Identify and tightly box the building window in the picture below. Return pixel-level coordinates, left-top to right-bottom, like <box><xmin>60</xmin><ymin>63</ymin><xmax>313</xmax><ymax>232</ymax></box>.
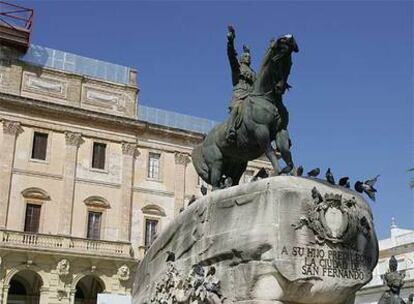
<box><xmin>145</xmin><ymin>219</ymin><xmax>158</xmax><ymax>247</ymax></box>
<box><xmin>148</xmin><ymin>153</ymin><xmax>161</xmax><ymax>179</ymax></box>
<box><xmin>24</xmin><ymin>204</ymin><xmax>41</xmax><ymax>233</ymax></box>
<box><xmin>92</xmin><ymin>142</ymin><xmax>106</xmax><ymax>170</ymax></box>
<box><xmin>31</xmin><ymin>132</ymin><xmax>48</xmax><ymax>160</ymax></box>
<box><xmin>87</xmin><ymin>211</ymin><xmax>102</xmax><ymax>240</ymax></box>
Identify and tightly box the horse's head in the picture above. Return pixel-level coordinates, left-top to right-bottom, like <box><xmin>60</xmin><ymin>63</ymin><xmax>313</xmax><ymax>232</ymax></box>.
<box><xmin>274</xmin><ymin>34</ymin><xmax>299</xmax><ymax>54</ymax></box>
<box><xmin>255</xmin><ymin>34</ymin><xmax>299</xmax><ymax>97</ymax></box>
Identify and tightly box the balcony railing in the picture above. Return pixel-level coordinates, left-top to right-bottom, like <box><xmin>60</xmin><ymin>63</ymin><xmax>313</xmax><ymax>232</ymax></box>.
<box><xmin>0</xmin><ymin>229</ymin><xmax>134</xmax><ymax>259</ymax></box>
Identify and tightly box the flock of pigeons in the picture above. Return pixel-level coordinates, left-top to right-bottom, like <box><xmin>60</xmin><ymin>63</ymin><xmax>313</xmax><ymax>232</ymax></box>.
<box><xmin>198</xmin><ymin>166</ymin><xmax>379</xmax><ymax>202</ymax></box>
<box><xmin>297</xmin><ymin>166</ymin><xmax>379</xmax><ymax>202</ymax></box>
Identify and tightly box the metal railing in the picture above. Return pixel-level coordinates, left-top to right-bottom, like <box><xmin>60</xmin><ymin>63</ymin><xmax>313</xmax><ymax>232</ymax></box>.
<box><xmin>0</xmin><ymin>229</ymin><xmax>134</xmax><ymax>259</ymax></box>
<box><xmin>0</xmin><ymin>1</ymin><xmax>34</xmax><ymax>31</ymax></box>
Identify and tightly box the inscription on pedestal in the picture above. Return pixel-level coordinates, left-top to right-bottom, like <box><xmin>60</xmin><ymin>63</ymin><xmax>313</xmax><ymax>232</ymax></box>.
<box><xmin>280</xmin><ymin>245</ymin><xmax>372</xmax><ymax>281</ymax></box>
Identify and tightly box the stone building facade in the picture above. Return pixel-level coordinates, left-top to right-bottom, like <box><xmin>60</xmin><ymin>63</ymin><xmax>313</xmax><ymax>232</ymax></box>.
<box><xmin>355</xmin><ymin>219</ymin><xmax>414</xmax><ymax>304</ymax></box>
<box><xmin>0</xmin><ymin>43</ymin><xmax>271</xmax><ymax>304</ymax></box>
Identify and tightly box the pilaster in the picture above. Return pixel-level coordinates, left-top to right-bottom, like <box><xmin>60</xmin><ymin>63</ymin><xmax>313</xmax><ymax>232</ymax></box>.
<box><xmin>0</xmin><ymin>120</ymin><xmax>23</xmax><ymax>228</ymax></box>
<box><xmin>39</xmin><ymin>286</ymin><xmax>49</xmax><ymax>304</ymax></box>
<box><xmin>1</xmin><ymin>285</ymin><xmax>9</xmax><ymax>304</ymax></box>
<box><xmin>119</xmin><ymin>142</ymin><xmax>138</xmax><ymax>241</ymax></box>
<box><xmin>59</xmin><ymin>132</ymin><xmax>83</xmax><ymax>235</ymax></box>
<box><xmin>174</xmin><ymin>152</ymin><xmax>190</xmax><ymax>215</ymax></box>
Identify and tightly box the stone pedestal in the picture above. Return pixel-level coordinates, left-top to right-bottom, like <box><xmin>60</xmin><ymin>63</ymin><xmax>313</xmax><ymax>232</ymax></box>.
<box><xmin>133</xmin><ymin>176</ymin><xmax>379</xmax><ymax>304</ymax></box>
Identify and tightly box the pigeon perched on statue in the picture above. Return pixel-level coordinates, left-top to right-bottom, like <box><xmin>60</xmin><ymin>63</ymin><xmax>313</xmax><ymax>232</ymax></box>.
<box><xmin>296</xmin><ymin>165</ymin><xmax>304</xmax><ymax>177</ymax></box>
<box><xmin>251</xmin><ymin>168</ymin><xmax>269</xmax><ymax>181</ymax></box>
<box><xmin>307</xmin><ymin>168</ymin><xmax>320</xmax><ymax>177</ymax></box>
<box><xmin>201</xmin><ymin>184</ymin><xmax>208</xmax><ymax>196</ymax></box>
<box><xmin>325</xmin><ymin>168</ymin><xmax>335</xmax><ymax>185</ymax></box>
<box><xmin>166</xmin><ymin>251</ymin><xmax>175</xmax><ymax>262</ymax></box>
<box><xmin>338</xmin><ymin>177</ymin><xmax>350</xmax><ymax>188</ymax></box>
<box><xmin>311</xmin><ymin>187</ymin><xmax>323</xmax><ymax>203</ymax></box>
<box><xmin>354</xmin><ymin>175</ymin><xmax>379</xmax><ymax>202</ymax></box>
<box><xmin>188</xmin><ymin>194</ymin><xmax>196</xmax><ymax>206</ymax></box>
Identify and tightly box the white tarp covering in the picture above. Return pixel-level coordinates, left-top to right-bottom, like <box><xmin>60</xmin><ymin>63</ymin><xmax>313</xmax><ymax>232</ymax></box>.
<box><xmin>97</xmin><ymin>294</ymin><xmax>131</xmax><ymax>304</ymax></box>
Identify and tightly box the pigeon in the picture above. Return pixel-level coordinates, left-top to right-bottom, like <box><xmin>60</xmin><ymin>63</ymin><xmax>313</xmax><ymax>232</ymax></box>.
<box><xmin>307</xmin><ymin>168</ymin><xmax>320</xmax><ymax>177</ymax></box>
<box><xmin>252</xmin><ymin>168</ymin><xmax>269</xmax><ymax>181</ymax></box>
<box><xmin>311</xmin><ymin>187</ymin><xmax>323</xmax><ymax>203</ymax></box>
<box><xmin>206</xmin><ymin>266</ymin><xmax>216</xmax><ymax>277</ymax></box>
<box><xmin>354</xmin><ymin>179</ymin><xmax>377</xmax><ymax>202</ymax></box>
<box><xmin>296</xmin><ymin>165</ymin><xmax>304</xmax><ymax>177</ymax></box>
<box><xmin>325</xmin><ymin>168</ymin><xmax>335</xmax><ymax>185</ymax></box>
<box><xmin>188</xmin><ymin>194</ymin><xmax>196</xmax><ymax>206</ymax></box>
<box><xmin>166</xmin><ymin>251</ymin><xmax>175</xmax><ymax>262</ymax></box>
<box><xmin>365</xmin><ymin>175</ymin><xmax>380</xmax><ymax>187</ymax></box>
<box><xmin>200</xmin><ymin>184</ymin><xmax>208</xmax><ymax>196</ymax></box>
<box><xmin>338</xmin><ymin>177</ymin><xmax>350</xmax><ymax>188</ymax></box>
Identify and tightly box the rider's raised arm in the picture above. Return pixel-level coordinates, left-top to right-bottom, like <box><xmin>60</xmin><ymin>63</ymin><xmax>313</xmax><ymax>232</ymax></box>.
<box><xmin>227</xmin><ymin>25</ymin><xmax>240</xmax><ymax>86</ymax></box>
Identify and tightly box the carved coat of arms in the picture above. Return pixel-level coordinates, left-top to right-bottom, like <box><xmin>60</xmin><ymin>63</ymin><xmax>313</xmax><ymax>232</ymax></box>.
<box><xmin>293</xmin><ymin>187</ymin><xmax>371</xmax><ymax>246</ymax></box>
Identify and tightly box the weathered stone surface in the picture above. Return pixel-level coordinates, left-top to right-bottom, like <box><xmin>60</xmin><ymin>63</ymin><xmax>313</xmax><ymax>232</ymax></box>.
<box><xmin>133</xmin><ymin>176</ymin><xmax>379</xmax><ymax>304</ymax></box>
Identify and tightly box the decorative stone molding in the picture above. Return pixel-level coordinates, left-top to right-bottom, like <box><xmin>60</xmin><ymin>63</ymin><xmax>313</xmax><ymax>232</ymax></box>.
<box><xmin>150</xmin><ymin>263</ymin><xmax>223</xmax><ymax>304</ymax></box>
<box><xmin>292</xmin><ymin>187</ymin><xmax>369</xmax><ymax>247</ymax></box>
<box><xmin>57</xmin><ymin>289</ymin><xmax>67</xmax><ymax>301</ymax></box>
<box><xmin>122</xmin><ymin>142</ymin><xmax>139</xmax><ymax>157</ymax></box>
<box><xmin>56</xmin><ymin>259</ymin><xmax>70</xmax><ymax>277</ymax></box>
<box><xmin>141</xmin><ymin>204</ymin><xmax>166</xmax><ymax>217</ymax></box>
<box><xmin>22</xmin><ymin>72</ymin><xmax>68</xmax><ymax>99</ymax></box>
<box><xmin>117</xmin><ymin>265</ymin><xmax>130</xmax><ymax>282</ymax></box>
<box><xmin>84</xmin><ymin>196</ymin><xmax>111</xmax><ymax>209</ymax></box>
<box><xmin>65</xmin><ymin>132</ymin><xmax>84</xmax><ymax>147</ymax></box>
<box><xmin>82</xmin><ymin>84</ymin><xmax>131</xmax><ymax>113</ymax></box>
<box><xmin>2</xmin><ymin>120</ymin><xmax>23</xmax><ymax>135</ymax></box>
<box><xmin>21</xmin><ymin>187</ymin><xmax>51</xmax><ymax>201</ymax></box>
<box><xmin>175</xmin><ymin>152</ymin><xmax>190</xmax><ymax>165</ymax></box>
<box><xmin>26</xmin><ymin>259</ymin><xmax>33</xmax><ymax>268</ymax></box>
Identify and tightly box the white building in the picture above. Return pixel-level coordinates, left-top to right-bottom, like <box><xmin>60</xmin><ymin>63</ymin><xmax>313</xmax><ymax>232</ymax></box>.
<box><xmin>356</xmin><ymin>218</ymin><xmax>414</xmax><ymax>303</ymax></box>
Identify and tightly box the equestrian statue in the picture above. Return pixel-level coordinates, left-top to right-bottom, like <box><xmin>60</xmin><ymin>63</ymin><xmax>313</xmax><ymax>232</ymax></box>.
<box><xmin>192</xmin><ymin>26</ymin><xmax>299</xmax><ymax>189</ymax></box>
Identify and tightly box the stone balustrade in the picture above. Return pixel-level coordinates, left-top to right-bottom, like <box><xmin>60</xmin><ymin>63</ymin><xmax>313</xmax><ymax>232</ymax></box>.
<box><xmin>0</xmin><ymin>229</ymin><xmax>133</xmax><ymax>259</ymax></box>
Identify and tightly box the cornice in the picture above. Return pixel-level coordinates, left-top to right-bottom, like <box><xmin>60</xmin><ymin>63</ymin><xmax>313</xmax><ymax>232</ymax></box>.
<box><xmin>0</xmin><ymin>92</ymin><xmax>205</xmax><ymax>143</ymax></box>
<box><xmin>133</xmin><ymin>186</ymin><xmax>174</xmax><ymax>197</ymax></box>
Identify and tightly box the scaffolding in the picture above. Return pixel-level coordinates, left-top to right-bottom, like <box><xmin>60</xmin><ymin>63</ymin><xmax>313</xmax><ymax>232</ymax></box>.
<box><xmin>0</xmin><ymin>1</ymin><xmax>34</xmax><ymax>52</ymax></box>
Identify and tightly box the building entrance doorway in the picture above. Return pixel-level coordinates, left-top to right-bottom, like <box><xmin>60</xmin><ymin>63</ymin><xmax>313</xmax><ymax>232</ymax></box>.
<box><xmin>74</xmin><ymin>275</ymin><xmax>104</xmax><ymax>304</ymax></box>
<box><xmin>7</xmin><ymin>270</ymin><xmax>42</xmax><ymax>304</ymax></box>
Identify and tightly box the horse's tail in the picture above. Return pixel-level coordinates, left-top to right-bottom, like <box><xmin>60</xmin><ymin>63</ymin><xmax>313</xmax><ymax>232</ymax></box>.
<box><xmin>191</xmin><ymin>144</ymin><xmax>210</xmax><ymax>184</ymax></box>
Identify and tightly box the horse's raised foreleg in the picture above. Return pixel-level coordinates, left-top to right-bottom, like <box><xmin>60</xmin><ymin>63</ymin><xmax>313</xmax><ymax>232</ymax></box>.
<box><xmin>254</xmin><ymin>125</ymin><xmax>280</xmax><ymax>175</ymax></box>
<box><xmin>275</xmin><ymin>129</ymin><xmax>294</xmax><ymax>174</ymax></box>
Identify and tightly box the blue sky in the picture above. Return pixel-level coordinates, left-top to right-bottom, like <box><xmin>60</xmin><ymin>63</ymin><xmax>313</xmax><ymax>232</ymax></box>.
<box><xmin>15</xmin><ymin>1</ymin><xmax>413</xmax><ymax>238</ymax></box>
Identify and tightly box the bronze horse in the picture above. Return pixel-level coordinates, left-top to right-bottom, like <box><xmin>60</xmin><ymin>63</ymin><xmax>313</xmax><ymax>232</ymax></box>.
<box><xmin>192</xmin><ymin>35</ymin><xmax>299</xmax><ymax>189</ymax></box>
